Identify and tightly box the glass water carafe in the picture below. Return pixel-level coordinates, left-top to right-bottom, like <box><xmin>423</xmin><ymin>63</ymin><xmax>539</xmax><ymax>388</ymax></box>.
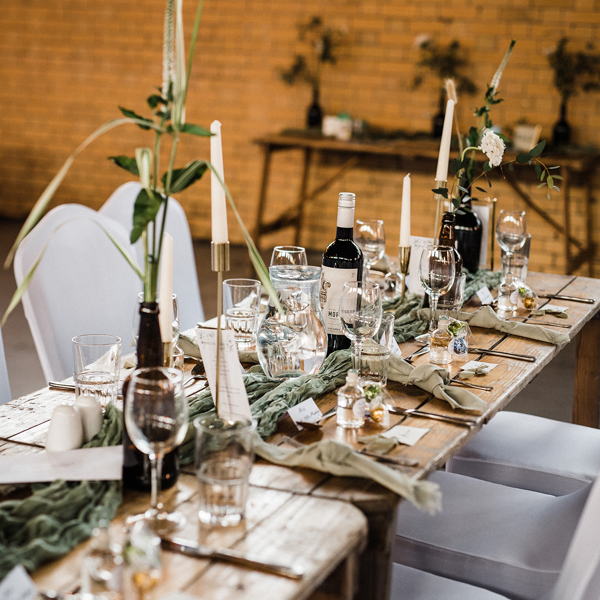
<box><xmin>257</xmin><ymin>265</ymin><xmax>327</xmax><ymax>379</ymax></box>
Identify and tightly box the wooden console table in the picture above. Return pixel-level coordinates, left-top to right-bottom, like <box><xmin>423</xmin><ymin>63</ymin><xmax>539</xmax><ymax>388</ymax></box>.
<box><xmin>252</xmin><ymin>133</ymin><xmax>600</xmax><ymax>275</ymax></box>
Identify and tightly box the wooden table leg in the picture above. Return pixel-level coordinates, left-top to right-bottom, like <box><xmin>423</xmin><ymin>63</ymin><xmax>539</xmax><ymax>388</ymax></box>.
<box><xmin>573</xmin><ymin>313</ymin><xmax>600</xmax><ymax>427</ymax></box>
<box><xmin>294</xmin><ymin>148</ymin><xmax>313</xmax><ymax>247</ymax></box>
<box><xmin>563</xmin><ymin>168</ymin><xmax>572</xmax><ymax>273</ymax></box>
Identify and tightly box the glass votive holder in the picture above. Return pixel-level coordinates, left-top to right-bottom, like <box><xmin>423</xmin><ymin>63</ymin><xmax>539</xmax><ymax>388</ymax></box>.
<box><xmin>355</xmin><ymin>312</ymin><xmax>395</xmax><ymax>387</ymax></box>
<box><xmin>194</xmin><ymin>415</ymin><xmax>255</xmax><ymax>527</ymax></box>
<box><xmin>437</xmin><ymin>273</ymin><xmax>467</xmax><ymax>321</ymax></box>
<box><xmin>223</xmin><ymin>279</ymin><xmax>262</xmax><ymax>350</ymax></box>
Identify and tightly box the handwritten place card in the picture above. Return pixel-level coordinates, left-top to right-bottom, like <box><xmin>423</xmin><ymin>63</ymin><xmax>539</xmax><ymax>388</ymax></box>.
<box><xmin>287</xmin><ymin>398</ymin><xmax>322</xmax><ymax>429</ymax></box>
<box><xmin>544</xmin><ymin>304</ymin><xmax>569</xmax><ymax>313</ymax></box>
<box><xmin>196</xmin><ymin>329</ymin><xmax>252</xmax><ymax>421</ymax></box>
<box><xmin>476</xmin><ymin>286</ymin><xmax>495</xmax><ymax>305</ymax></box>
<box><xmin>0</xmin><ymin>565</ymin><xmax>37</xmax><ymax>600</ymax></box>
<box><xmin>408</xmin><ymin>236</ymin><xmax>435</xmax><ymax>296</ymax></box>
<box><xmin>461</xmin><ymin>361</ymin><xmax>497</xmax><ymax>372</ymax></box>
<box><xmin>382</xmin><ymin>425</ymin><xmax>429</xmax><ymax>446</ymax></box>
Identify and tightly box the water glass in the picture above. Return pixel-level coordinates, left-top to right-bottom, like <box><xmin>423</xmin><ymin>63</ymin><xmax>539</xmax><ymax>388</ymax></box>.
<box><xmin>437</xmin><ymin>273</ymin><xmax>467</xmax><ymax>320</ymax></box>
<box><xmin>356</xmin><ymin>312</ymin><xmax>395</xmax><ymax>386</ymax></box>
<box><xmin>418</xmin><ymin>245</ymin><xmax>456</xmax><ymax>332</ymax></box>
<box><xmin>355</xmin><ymin>219</ymin><xmax>386</xmax><ymax>280</ymax></box>
<box><xmin>496</xmin><ymin>210</ymin><xmax>527</xmax><ymax>279</ymax></box>
<box><xmin>502</xmin><ymin>233</ymin><xmax>531</xmax><ymax>283</ymax></box>
<box><xmin>223</xmin><ymin>279</ymin><xmax>262</xmax><ymax>350</ymax></box>
<box><xmin>72</xmin><ymin>334</ymin><xmax>122</xmax><ymax>408</ymax></box>
<box><xmin>270</xmin><ymin>246</ymin><xmax>308</xmax><ymax>267</ymax></box>
<box><xmin>194</xmin><ymin>415</ymin><xmax>255</xmax><ymax>527</ymax></box>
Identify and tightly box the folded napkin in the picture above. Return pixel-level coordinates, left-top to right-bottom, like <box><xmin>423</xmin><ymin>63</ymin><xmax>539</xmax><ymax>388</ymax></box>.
<box><xmin>179</xmin><ymin>331</ymin><xmax>259</xmax><ymax>363</ymax></box>
<box><xmin>253</xmin><ymin>434</ymin><xmax>441</xmax><ymax>514</ymax></box>
<box><xmin>458</xmin><ymin>365</ymin><xmax>492</xmax><ymax>379</ymax></box>
<box><xmin>388</xmin><ymin>354</ymin><xmax>487</xmax><ymax>413</ymax></box>
<box><xmin>358</xmin><ymin>434</ymin><xmax>398</xmax><ymax>453</ymax></box>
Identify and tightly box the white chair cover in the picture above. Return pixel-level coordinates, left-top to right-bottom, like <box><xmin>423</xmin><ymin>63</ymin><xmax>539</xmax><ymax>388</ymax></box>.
<box><xmin>99</xmin><ymin>182</ymin><xmax>205</xmax><ymax>330</ymax></box>
<box><xmin>14</xmin><ymin>204</ymin><xmax>142</xmax><ymax>382</ymax></box>
<box><xmin>0</xmin><ymin>327</ymin><xmax>12</xmax><ymax>404</ymax></box>
<box><xmin>447</xmin><ymin>411</ymin><xmax>600</xmax><ymax>495</ymax></box>
<box><xmin>394</xmin><ymin>471</ymin><xmax>591</xmax><ymax>600</ymax></box>
<box><xmin>392</xmin><ymin>476</ymin><xmax>600</xmax><ymax>600</ymax></box>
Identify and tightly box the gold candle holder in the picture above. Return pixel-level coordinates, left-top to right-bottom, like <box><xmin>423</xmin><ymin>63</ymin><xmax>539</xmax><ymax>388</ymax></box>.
<box><xmin>211</xmin><ymin>241</ymin><xmax>231</xmax><ymax>416</ymax></box>
<box><xmin>398</xmin><ymin>246</ymin><xmax>411</xmax><ymax>302</ymax></box>
<box><xmin>163</xmin><ymin>341</ymin><xmax>174</xmax><ymax>367</ymax></box>
<box><xmin>433</xmin><ymin>179</ymin><xmax>448</xmax><ymax>240</ymax></box>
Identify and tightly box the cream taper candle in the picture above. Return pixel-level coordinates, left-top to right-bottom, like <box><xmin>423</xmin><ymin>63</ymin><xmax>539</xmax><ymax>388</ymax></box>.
<box><xmin>158</xmin><ymin>233</ymin><xmax>174</xmax><ymax>343</ymax></box>
<box><xmin>210</xmin><ymin>120</ymin><xmax>229</xmax><ymax>243</ymax></box>
<box><xmin>399</xmin><ymin>173</ymin><xmax>411</xmax><ymax>247</ymax></box>
<box><xmin>435</xmin><ymin>99</ymin><xmax>455</xmax><ymax>182</ymax></box>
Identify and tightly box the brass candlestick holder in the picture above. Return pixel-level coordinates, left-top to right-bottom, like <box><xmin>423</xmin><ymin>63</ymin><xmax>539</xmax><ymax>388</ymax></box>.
<box><xmin>433</xmin><ymin>179</ymin><xmax>448</xmax><ymax>240</ymax></box>
<box><xmin>398</xmin><ymin>246</ymin><xmax>411</xmax><ymax>302</ymax></box>
<box><xmin>211</xmin><ymin>241</ymin><xmax>231</xmax><ymax>416</ymax></box>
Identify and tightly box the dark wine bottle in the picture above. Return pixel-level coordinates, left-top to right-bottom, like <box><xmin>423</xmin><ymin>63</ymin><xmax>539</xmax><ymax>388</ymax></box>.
<box><xmin>321</xmin><ymin>192</ymin><xmax>364</xmax><ymax>355</ymax></box>
<box><xmin>454</xmin><ymin>200</ymin><xmax>482</xmax><ymax>273</ymax></box>
<box><xmin>122</xmin><ymin>301</ymin><xmax>179</xmax><ymax>491</ymax></box>
<box><xmin>439</xmin><ymin>211</ymin><xmax>463</xmax><ymax>275</ymax></box>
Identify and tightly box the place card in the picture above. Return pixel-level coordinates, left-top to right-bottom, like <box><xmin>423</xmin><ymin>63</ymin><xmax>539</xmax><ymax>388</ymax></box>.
<box><xmin>0</xmin><ymin>565</ymin><xmax>37</xmax><ymax>600</ymax></box>
<box><xmin>476</xmin><ymin>286</ymin><xmax>495</xmax><ymax>305</ymax></box>
<box><xmin>0</xmin><ymin>446</ymin><xmax>123</xmax><ymax>485</ymax></box>
<box><xmin>461</xmin><ymin>361</ymin><xmax>497</xmax><ymax>372</ymax></box>
<box><xmin>287</xmin><ymin>398</ymin><xmax>322</xmax><ymax>429</ymax></box>
<box><xmin>408</xmin><ymin>236</ymin><xmax>435</xmax><ymax>296</ymax></box>
<box><xmin>196</xmin><ymin>329</ymin><xmax>252</xmax><ymax>421</ymax></box>
<box><xmin>391</xmin><ymin>337</ymin><xmax>403</xmax><ymax>358</ymax></box>
<box><xmin>382</xmin><ymin>424</ymin><xmax>429</xmax><ymax>446</ymax></box>
<box><xmin>544</xmin><ymin>304</ymin><xmax>569</xmax><ymax>313</ymax></box>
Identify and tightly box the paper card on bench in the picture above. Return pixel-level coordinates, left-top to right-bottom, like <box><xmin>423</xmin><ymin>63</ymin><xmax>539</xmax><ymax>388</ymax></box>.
<box><xmin>0</xmin><ymin>446</ymin><xmax>122</xmax><ymax>485</ymax></box>
<box><xmin>408</xmin><ymin>236</ymin><xmax>435</xmax><ymax>296</ymax></box>
<box><xmin>196</xmin><ymin>328</ymin><xmax>252</xmax><ymax>421</ymax></box>
<box><xmin>0</xmin><ymin>565</ymin><xmax>37</xmax><ymax>600</ymax></box>
<box><xmin>287</xmin><ymin>398</ymin><xmax>322</xmax><ymax>428</ymax></box>
<box><xmin>476</xmin><ymin>286</ymin><xmax>494</xmax><ymax>305</ymax></box>
<box><xmin>383</xmin><ymin>425</ymin><xmax>429</xmax><ymax>446</ymax></box>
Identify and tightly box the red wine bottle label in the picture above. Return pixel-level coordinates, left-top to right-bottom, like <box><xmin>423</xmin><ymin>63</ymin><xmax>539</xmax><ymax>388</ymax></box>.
<box><xmin>320</xmin><ymin>265</ymin><xmax>358</xmax><ymax>335</ymax></box>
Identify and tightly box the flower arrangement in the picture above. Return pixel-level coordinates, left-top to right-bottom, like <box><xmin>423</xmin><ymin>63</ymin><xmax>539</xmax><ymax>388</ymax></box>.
<box><xmin>434</xmin><ymin>41</ymin><xmax>561</xmax><ymax>213</ymax></box>
<box><xmin>4</xmin><ymin>0</ymin><xmax>278</xmax><ymax>323</ymax></box>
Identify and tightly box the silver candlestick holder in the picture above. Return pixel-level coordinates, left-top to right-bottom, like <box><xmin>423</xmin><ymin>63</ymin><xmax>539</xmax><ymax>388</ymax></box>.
<box><xmin>398</xmin><ymin>246</ymin><xmax>411</xmax><ymax>302</ymax></box>
<box><xmin>211</xmin><ymin>241</ymin><xmax>230</xmax><ymax>416</ymax></box>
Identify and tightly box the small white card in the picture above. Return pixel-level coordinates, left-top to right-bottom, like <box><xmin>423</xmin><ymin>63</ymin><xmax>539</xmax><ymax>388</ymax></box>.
<box><xmin>544</xmin><ymin>304</ymin><xmax>569</xmax><ymax>313</ymax></box>
<box><xmin>196</xmin><ymin>329</ymin><xmax>252</xmax><ymax>422</ymax></box>
<box><xmin>476</xmin><ymin>286</ymin><xmax>495</xmax><ymax>305</ymax></box>
<box><xmin>0</xmin><ymin>565</ymin><xmax>38</xmax><ymax>600</ymax></box>
<box><xmin>383</xmin><ymin>425</ymin><xmax>429</xmax><ymax>446</ymax></box>
<box><xmin>408</xmin><ymin>236</ymin><xmax>435</xmax><ymax>296</ymax></box>
<box><xmin>461</xmin><ymin>361</ymin><xmax>497</xmax><ymax>372</ymax></box>
<box><xmin>287</xmin><ymin>398</ymin><xmax>322</xmax><ymax>429</ymax></box>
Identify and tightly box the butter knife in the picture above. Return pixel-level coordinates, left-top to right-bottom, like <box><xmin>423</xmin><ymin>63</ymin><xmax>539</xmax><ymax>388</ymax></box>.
<box><xmin>388</xmin><ymin>406</ymin><xmax>478</xmax><ymax>427</ymax></box>
<box><xmin>538</xmin><ymin>294</ymin><xmax>595</xmax><ymax>304</ymax></box>
<box><xmin>468</xmin><ymin>348</ymin><xmax>536</xmax><ymax>362</ymax></box>
<box><xmin>161</xmin><ymin>537</ymin><xmax>305</xmax><ymax>579</ymax></box>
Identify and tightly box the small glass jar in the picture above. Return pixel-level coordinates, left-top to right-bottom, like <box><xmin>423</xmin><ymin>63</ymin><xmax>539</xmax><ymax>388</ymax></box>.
<box><xmin>448</xmin><ymin>319</ymin><xmax>468</xmax><ymax>362</ymax></box>
<box><xmin>497</xmin><ymin>272</ymin><xmax>518</xmax><ymax>316</ymax></box>
<box><xmin>364</xmin><ymin>383</ymin><xmax>390</xmax><ymax>427</ymax></box>
<box><xmin>384</xmin><ymin>262</ymin><xmax>403</xmax><ymax>300</ymax></box>
<box><xmin>337</xmin><ymin>370</ymin><xmax>366</xmax><ymax>429</ymax></box>
<box><xmin>430</xmin><ymin>319</ymin><xmax>453</xmax><ymax>365</ymax></box>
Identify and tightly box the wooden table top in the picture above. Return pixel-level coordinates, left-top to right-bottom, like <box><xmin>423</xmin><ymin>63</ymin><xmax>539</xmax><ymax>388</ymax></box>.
<box><xmin>1</xmin><ymin>270</ymin><xmax>599</xmax><ymax>599</ymax></box>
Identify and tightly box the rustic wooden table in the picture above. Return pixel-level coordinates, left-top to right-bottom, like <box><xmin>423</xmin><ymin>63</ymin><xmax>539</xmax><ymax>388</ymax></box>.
<box><xmin>0</xmin><ymin>271</ymin><xmax>598</xmax><ymax>600</ymax></box>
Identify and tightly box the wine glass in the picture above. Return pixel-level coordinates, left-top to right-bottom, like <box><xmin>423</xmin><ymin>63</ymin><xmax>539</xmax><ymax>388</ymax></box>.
<box><xmin>496</xmin><ymin>210</ymin><xmax>527</xmax><ymax>278</ymax></box>
<box><xmin>270</xmin><ymin>246</ymin><xmax>308</xmax><ymax>267</ymax></box>
<box><xmin>355</xmin><ymin>219</ymin><xmax>386</xmax><ymax>281</ymax></box>
<box><xmin>124</xmin><ymin>367</ymin><xmax>188</xmax><ymax>535</ymax></box>
<box><xmin>133</xmin><ymin>292</ymin><xmax>180</xmax><ymax>348</ymax></box>
<box><xmin>419</xmin><ymin>246</ymin><xmax>456</xmax><ymax>332</ymax></box>
<box><xmin>339</xmin><ymin>281</ymin><xmax>382</xmax><ymax>371</ymax></box>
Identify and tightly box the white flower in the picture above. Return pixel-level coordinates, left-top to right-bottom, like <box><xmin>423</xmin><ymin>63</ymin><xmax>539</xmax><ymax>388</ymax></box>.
<box><xmin>479</xmin><ymin>129</ymin><xmax>506</xmax><ymax>167</ymax></box>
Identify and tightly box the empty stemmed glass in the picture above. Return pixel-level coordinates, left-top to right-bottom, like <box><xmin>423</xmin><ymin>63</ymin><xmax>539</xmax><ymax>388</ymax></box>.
<box><xmin>339</xmin><ymin>281</ymin><xmax>382</xmax><ymax>371</ymax></box>
<box><xmin>496</xmin><ymin>210</ymin><xmax>527</xmax><ymax>279</ymax></box>
<box><xmin>270</xmin><ymin>246</ymin><xmax>308</xmax><ymax>267</ymax></box>
<box><xmin>125</xmin><ymin>367</ymin><xmax>188</xmax><ymax>535</ymax></box>
<box><xmin>355</xmin><ymin>219</ymin><xmax>386</xmax><ymax>281</ymax></box>
<box><xmin>419</xmin><ymin>246</ymin><xmax>456</xmax><ymax>332</ymax></box>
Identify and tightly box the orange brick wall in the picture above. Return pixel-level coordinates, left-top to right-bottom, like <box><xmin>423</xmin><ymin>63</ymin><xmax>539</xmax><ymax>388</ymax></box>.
<box><xmin>1</xmin><ymin>0</ymin><xmax>599</xmax><ymax>276</ymax></box>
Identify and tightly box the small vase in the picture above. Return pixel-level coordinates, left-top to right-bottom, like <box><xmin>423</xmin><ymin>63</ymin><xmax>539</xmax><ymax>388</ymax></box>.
<box><xmin>307</xmin><ymin>87</ymin><xmax>323</xmax><ymax>130</ymax></box>
<box><xmin>122</xmin><ymin>301</ymin><xmax>179</xmax><ymax>491</ymax></box>
<box><xmin>552</xmin><ymin>100</ymin><xmax>571</xmax><ymax>147</ymax></box>
<box><xmin>432</xmin><ymin>91</ymin><xmax>445</xmax><ymax>138</ymax></box>
<box><xmin>454</xmin><ymin>202</ymin><xmax>482</xmax><ymax>274</ymax></box>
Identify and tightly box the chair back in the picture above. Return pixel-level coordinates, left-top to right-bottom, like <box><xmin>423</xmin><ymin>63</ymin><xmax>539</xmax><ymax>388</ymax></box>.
<box><xmin>14</xmin><ymin>204</ymin><xmax>142</xmax><ymax>382</ymax></box>
<box><xmin>99</xmin><ymin>182</ymin><xmax>205</xmax><ymax>329</ymax></box>
<box><xmin>0</xmin><ymin>326</ymin><xmax>12</xmax><ymax>404</ymax></box>
<box><xmin>549</xmin><ymin>476</ymin><xmax>600</xmax><ymax>600</ymax></box>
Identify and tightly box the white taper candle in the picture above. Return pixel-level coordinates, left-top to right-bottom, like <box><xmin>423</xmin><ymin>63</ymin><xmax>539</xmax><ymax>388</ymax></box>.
<box><xmin>210</xmin><ymin>120</ymin><xmax>229</xmax><ymax>244</ymax></box>
<box><xmin>399</xmin><ymin>174</ymin><xmax>411</xmax><ymax>247</ymax></box>
<box><xmin>158</xmin><ymin>233</ymin><xmax>174</xmax><ymax>343</ymax></box>
<box><xmin>435</xmin><ymin>99</ymin><xmax>455</xmax><ymax>182</ymax></box>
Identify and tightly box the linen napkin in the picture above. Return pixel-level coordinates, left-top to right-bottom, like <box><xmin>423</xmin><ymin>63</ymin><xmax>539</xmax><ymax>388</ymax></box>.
<box><xmin>253</xmin><ymin>434</ymin><xmax>441</xmax><ymax>514</ymax></box>
<box><xmin>387</xmin><ymin>354</ymin><xmax>487</xmax><ymax>412</ymax></box>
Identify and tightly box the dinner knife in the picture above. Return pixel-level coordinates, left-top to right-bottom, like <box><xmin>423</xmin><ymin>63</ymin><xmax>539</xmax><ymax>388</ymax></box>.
<box><xmin>468</xmin><ymin>348</ymin><xmax>536</xmax><ymax>362</ymax></box>
<box><xmin>160</xmin><ymin>537</ymin><xmax>305</xmax><ymax>579</ymax></box>
<box><xmin>538</xmin><ymin>294</ymin><xmax>596</xmax><ymax>304</ymax></box>
<box><xmin>388</xmin><ymin>406</ymin><xmax>478</xmax><ymax>427</ymax></box>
